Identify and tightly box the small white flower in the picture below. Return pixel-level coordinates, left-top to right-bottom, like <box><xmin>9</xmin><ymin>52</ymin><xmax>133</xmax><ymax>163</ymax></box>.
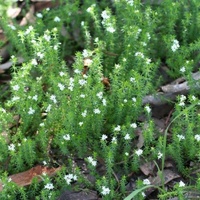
<box><xmin>79</xmin><ymin>79</ymin><xmax>87</xmax><ymax>86</ymax></box>
<box><xmin>135</xmin><ymin>149</ymin><xmax>143</xmax><ymax>156</ymax></box>
<box><xmin>40</xmin><ymin>123</ymin><xmax>45</xmax><ymax>127</ymax></box>
<box><xmin>31</xmin><ymin>59</ymin><xmax>38</xmax><ymax>66</ymax></box>
<box><xmin>12</xmin><ymin>96</ymin><xmax>20</xmax><ymax>101</ymax></box>
<box><xmin>94</xmin><ymin>108</ymin><xmax>101</xmax><ymax>114</ymax></box>
<box><xmin>87</xmin><ymin>156</ymin><xmax>97</xmax><ymax>166</ymax></box>
<box><xmin>179</xmin><ymin>180</ymin><xmax>185</xmax><ymax>187</ymax></box>
<box><xmin>13</xmin><ymin>85</ymin><xmax>20</xmax><ymax>91</ymax></box>
<box><xmin>124</xmin><ymin>133</ymin><xmax>131</xmax><ymax>140</ymax></box>
<box><xmin>28</xmin><ymin>107</ymin><xmax>35</xmax><ymax>115</ymax></box>
<box><xmin>36</xmin><ymin>13</ymin><xmax>43</xmax><ymax>18</ymax></box>
<box><xmin>50</xmin><ymin>95</ymin><xmax>57</xmax><ymax>104</ymax></box>
<box><xmin>81</xmin><ymin>110</ymin><xmax>87</xmax><ymax>117</ymax></box>
<box><xmin>157</xmin><ymin>152</ymin><xmax>163</xmax><ymax>159</ymax></box>
<box><xmin>146</xmin><ymin>58</ymin><xmax>151</xmax><ymax>64</ymax></box>
<box><xmin>32</xmin><ymin>95</ymin><xmax>38</xmax><ymax>101</ymax></box>
<box><xmin>101</xmin><ymin>10</ymin><xmax>110</xmax><ymax>19</ymax></box>
<box><xmin>59</xmin><ymin>71</ymin><xmax>65</xmax><ymax>76</ymax></box>
<box><xmin>130</xmin><ymin>77</ymin><xmax>135</xmax><ymax>82</ymax></box>
<box><xmin>130</xmin><ymin>123</ymin><xmax>137</xmax><ymax>128</ymax></box>
<box><xmin>179</xmin><ymin>102</ymin><xmax>185</xmax><ymax>106</ymax></box>
<box><xmin>147</xmin><ymin>33</ymin><xmax>151</xmax><ymax>40</ymax></box>
<box><xmin>106</xmin><ymin>26</ymin><xmax>115</xmax><ymax>33</ymax></box>
<box><xmin>43</xmin><ymin>161</ymin><xmax>47</xmax><ymax>165</ymax></box>
<box><xmin>37</xmin><ymin>52</ymin><xmax>44</xmax><ymax>59</ymax></box>
<box><xmin>58</xmin><ymin>83</ymin><xmax>65</xmax><ymax>91</ymax></box>
<box><xmin>8</xmin><ymin>24</ymin><xmax>16</xmax><ymax>30</ymax></box>
<box><xmin>123</xmin><ymin>58</ymin><xmax>127</xmax><ymax>62</ymax></box>
<box><xmin>54</xmin><ymin>45</ymin><xmax>58</xmax><ymax>50</ymax></box>
<box><xmin>46</xmin><ymin>104</ymin><xmax>52</xmax><ymax>112</ymax></box>
<box><xmin>82</xmin><ymin>49</ymin><xmax>89</xmax><ymax>58</ymax></box>
<box><xmin>191</xmin><ymin>95</ymin><xmax>196</xmax><ymax>101</ymax></box>
<box><xmin>194</xmin><ymin>134</ymin><xmax>200</xmax><ymax>142</ymax></box>
<box><xmin>180</xmin><ymin>95</ymin><xmax>186</xmax><ymax>102</ymax></box>
<box><xmin>114</xmin><ymin>125</ymin><xmax>121</xmax><ymax>132</ymax></box>
<box><xmin>63</xmin><ymin>134</ymin><xmax>70</xmax><ymax>141</ymax></box>
<box><xmin>180</xmin><ymin>67</ymin><xmax>186</xmax><ymax>73</ymax></box>
<box><xmin>102</xmin><ymin>98</ymin><xmax>107</xmax><ymax>106</ymax></box>
<box><xmin>45</xmin><ymin>183</ymin><xmax>54</xmax><ymax>190</ymax></box>
<box><xmin>143</xmin><ymin>179</ymin><xmax>150</xmax><ymax>185</ymax></box>
<box><xmin>177</xmin><ymin>134</ymin><xmax>185</xmax><ymax>141</ymax></box>
<box><xmin>8</xmin><ymin>143</ymin><xmax>15</xmax><ymax>151</ymax></box>
<box><xmin>101</xmin><ymin>134</ymin><xmax>108</xmax><ymax>141</ymax></box>
<box><xmin>74</xmin><ymin>69</ymin><xmax>81</xmax><ymax>74</ymax></box>
<box><xmin>101</xmin><ymin>186</ymin><xmax>110</xmax><ymax>195</ymax></box>
<box><xmin>54</xmin><ymin>16</ymin><xmax>61</xmax><ymax>22</ymax></box>
<box><xmin>79</xmin><ymin>122</ymin><xmax>83</xmax><ymax>126</ymax></box>
<box><xmin>125</xmin><ymin>152</ymin><xmax>129</xmax><ymax>156</ymax></box>
<box><xmin>124</xmin><ymin>99</ymin><xmax>128</xmax><ymax>103</ymax></box>
<box><xmin>171</xmin><ymin>39</ymin><xmax>180</xmax><ymax>52</ymax></box>
<box><xmin>112</xmin><ymin>137</ymin><xmax>117</xmax><ymax>144</ymax></box>
<box><xmin>126</xmin><ymin>0</ymin><xmax>134</xmax><ymax>6</ymax></box>
<box><xmin>44</xmin><ymin>34</ymin><xmax>51</xmax><ymax>42</ymax></box>
<box><xmin>96</xmin><ymin>92</ymin><xmax>103</xmax><ymax>99</ymax></box>
<box><xmin>132</xmin><ymin>97</ymin><xmax>137</xmax><ymax>102</ymax></box>
<box><xmin>141</xmin><ymin>192</ymin><xmax>146</xmax><ymax>197</ymax></box>
<box><xmin>80</xmin><ymin>94</ymin><xmax>86</xmax><ymax>98</ymax></box>
<box><xmin>64</xmin><ymin>174</ymin><xmax>77</xmax><ymax>185</ymax></box>
<box><xmin>135</xmin><ymin>52</ymin><xmax>144</xmax><ymax>58</ymax></box>
<box><xmin>145</xmin><ymin>105</ymin><xmax>151</xmax><ymax>113</ymax></box>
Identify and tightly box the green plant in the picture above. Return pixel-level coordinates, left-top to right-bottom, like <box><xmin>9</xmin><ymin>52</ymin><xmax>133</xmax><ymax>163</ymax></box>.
<box><xmin>1</xmin><ymin>0</ymin><xmax>200</xmax><ymax>199</ymax></box>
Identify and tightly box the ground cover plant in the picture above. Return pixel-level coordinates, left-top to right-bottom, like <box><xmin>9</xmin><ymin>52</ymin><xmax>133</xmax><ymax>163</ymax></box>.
<box><xmin>1</xmin><ymin>0</ymin><xmax>200</xmax><ymax>199</ymax></box>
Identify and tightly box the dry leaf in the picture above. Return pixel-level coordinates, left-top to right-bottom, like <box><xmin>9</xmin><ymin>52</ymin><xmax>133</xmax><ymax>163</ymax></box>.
<box><xmin>0</xmin><ymin>165</ymin><xmax>61</xmax><ymax>191</ymax></box>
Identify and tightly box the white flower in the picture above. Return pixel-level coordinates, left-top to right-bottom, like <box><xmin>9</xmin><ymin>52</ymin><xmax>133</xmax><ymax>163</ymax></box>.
<box><xmin>8</xmin><ymin>24</ymin><xmax>16</xmax><ymax>30</ymax></box>
<box><xmin>31</xmin><ymin>59</ymin><xmax>38</xmax><ymax>66</ymax></box>
<box><xmin>32</xmin><ymin>95</ymin><xmax>38</xmax><ymax>101</ymax></box>
<box><xmin>135</xmin><ymin>149</ymin><xmax>143</xmax><ymax>156</ymax></box>
<box><xmin>80</xmin><ymin>94</ymin><xmax>86</xmax><ymax>98</ymax></box>
<box><xmin>79</xmin><ymin>79</ymin><xmax>87</xmax><ymax>86</ymax></box>
<box><xmin>179</xmin><ymin>181</ymin><xmax>185</xmax><ymax>187</ymax></box>
<box><xmin>79</xmin><ymin>122</ymin><xmax>83</xmax><ymax>126</ymax></box>
<box><xmin>180</xmin><ymin>67</ymin><xmax>186</xmax><ymax>73</ymax></box>
<box><xmin>50</xmin><ymin>95</ymin><xmax>57</xmax><ymax>104</ymax></box>
<box><xmin>177</xmin><ymin>134</ymin><xmax>185</xmax><ymax>141</ymax></box>
<box><xmin>63</xmin><ymin>134</ymin><xmax>70</xmax><ymax>141</ymax></box>
<box><xmin>171</xmin><ymin>39</ymin><xmax>180</xmax><ymax>52</ymax></box>
<box><xmin>132</xmin><ymin>97</ymin><xmax>137</xmax><ymax>102</ymax></box>
<box><xmin>106</xmin><ymin>26</ymin><xmax>115</xmax><ymax>33</ymax></box>
<box><xmin>126</xmin><ymin>0</ymin><xmax>134</xmax><ymax>6</ymax></box>
<box><xmin>101</xmin><ymin>134</ymin><xmax>108</xmax><ymax>141</ymax></box>
<box><xmin>64</xmin><ymin>174</ymin><xmax>77</xmax><ymax>185</ymax></box>
<box><xmin>179</xmin><ymin>102</ymin><xmax>185</xmax><ymax>106</ymax></box>
<box><xmin>28</xmin><ymin>107</ymin><xmax>35</xmax><ymax>115</ymax></box>
<box><xmin>191</xmin><ymin>95</ymin><xmax>196</xmax><ymax>101</ymax></box>
<box><xmin>114</xmin><ymin>125</ymin><xmax>121</xmax><ymax>132</ymax></box>
<box><xmin>36</xmin><ymin>13</ymin><xmax>43</xmax><ymax>18</ymax></box>
<box><xmin>101</xmin><ymin>10</ymin><xmax>110</xmax><ymax>19</ymax></box>
<box><xmin>86</xmin><ymin>4</ymin><xmax>95</xmax><ymax>13</ymax></box>
<box><xmin>124</xmin><ymin>133</ymin><xmax>131</xmax><ymax>140</ymax></box>
<box><xmin>40</xmin><ymin>123</ymin><xmax>45</xmax><ymax>127</ymax></box>
<box><xmin>102</xmin><ymin>98</ymin><xmax>107</xmax><ymax>106</ymax></box>
<box><xmin>82</xmin><ymin>49</ymin><xmax>89</xmax><ymax>58</ymax></box>
<box><xmin>59</xmin><ymin>71</ymin><xmax>65</xmax><ymax>77</ymax></box>
<box><xmin>43</xmin><ymin>161</ymin><xmax>47</xmax><ymax>165</ymax></box>
<box><xmin>44</xmin><ymin>34</ymin><xmax>51</xmax><ymax>42</ymax></box>
<box><xmin>146</xmin><ymin>58</ymin><xmax>151</xmax><ymax>64</ymax></box>
<box><xmin>8</xmin><ymin>144</ymin><xmax>15</xmax><ymax>151</ymax></box>
<box><xmin>180</xmin><ymin>95</ymin><xmax>186</xmax><ymax>102</ymax></box>
<box><xmin>147</xmin><ymin>33</ymin><xmax>151</xmax><ymax>40</ymax></box>
<box><xmin>145</xmin><ymin>105</ymin><xmax>151</xmax><ymax>113</ymax></box>
<box><xmin>87</xmin><ymin>156</ymin><xmax>97</xmax><ymax>166</ymax></box>
<box><xmin>112</xmin><ymin>137</ymin><xmax>117</xmax><ymax>144</ymax></box>
<box><xmin>58</xmin><ymin>83</ymin><xmax>65</xmax><ymax>91</ymax></box>
<box><xmin>157</xmin><ymin>152</ymin><xmax>163</xmax><ymax>159</ymax></box>
<box><xmin>96</xmin><ymin>92</ymin><xmax>103</xmax><ymax>99</ymax></box>
<box><xmin>46</xmin><ymin>104</ymin><xmax>52</xmax><ymax>112</ymax></box>
<box><xmin>94</xmin><ymin>108</ymin><xmax>101</xmax><ymax>114</ymax></box>
<box><xmin>130</xmin><ymin>77</ymin><xmax>135</xmax><ymax>82</ymax></box>
<box><xmin>45</xmin><ymin>183</ymin><xmax>54</xmax><ymax>190</ymax></box>
<box><xmin>101</xmin><ymin>186</ymin><xmax>110</xmax><ymax>195</ymax></box>
<box><xmin>74</xmin><ymin>69</ymin><xmax>81</xmax><ymax>74</ymax></box>
<box><xmin>130</xmin><ymin>123</ymin><xmax>137</xmax><ymax>128</ymax></box>
<box><xmin>124</xmin><ymin>99</ymin><xmax>128</xmax><ymax>103</ymax></box>
<box><xmin>143</xmin><ymin>179</ymin><xmax>150</xmax><ymax>185</ymax></box>
<box><xmin>12</xmin><ymin>96</ymin><xmax>20</xmax><ymax>101</ymax></box>
<box><xmin>125</xmin><ymin>152</ymin><xmax>129</xmax><ymax>156</ymax></box>
<box><xmin>195</xmin><ymin>134</ymin><xmax>200</xmax><ymax>142</ymax></box>
<box><xmin>54</xmin><ymin>16</ymin><xmax>61</xmax><ymax>22</ymax></box>
<box><xmin>81</xmin><ymin>110</ymin><xmax>87</xmax><ymax>117</ymax></box>
<box><xmin>141</xmin><ymin>192</ymin><xmax>146</xmax><ymax>197</ymax></box>
<box><xmin>13</xmin><ymin>85</ymin><xmax>20</xmax><ymax>91</ymax></box>
<box><xmin>37</xmin><ymin>52</ymin><xmax>44</xmax><ymax>59</ymax></box>
<box><xmin>135</xmin><ymin>52</ymin><xmax>144</xmax><ymax>58</ymax></box>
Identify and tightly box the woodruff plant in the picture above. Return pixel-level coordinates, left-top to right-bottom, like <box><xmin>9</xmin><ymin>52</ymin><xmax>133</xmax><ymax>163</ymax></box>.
<box><xmin>1</xmin><ymin>0</ymin><xmax>200</xmax><ymax>199</ymax></box>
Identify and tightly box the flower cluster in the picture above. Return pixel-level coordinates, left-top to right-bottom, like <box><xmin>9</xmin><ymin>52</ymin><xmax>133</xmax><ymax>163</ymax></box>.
<box><xmin>64</xmin><ymin>174</ymin><xmax>77</xmax><ymax>185</ymax></box>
